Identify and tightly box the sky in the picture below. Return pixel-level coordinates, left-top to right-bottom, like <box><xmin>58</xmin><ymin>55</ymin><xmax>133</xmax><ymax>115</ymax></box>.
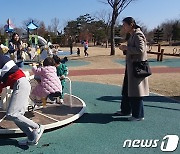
<box><xmin>0</xmin><ymin>0</ymin><xmax>179</xmax><ymax>31</ymax></box>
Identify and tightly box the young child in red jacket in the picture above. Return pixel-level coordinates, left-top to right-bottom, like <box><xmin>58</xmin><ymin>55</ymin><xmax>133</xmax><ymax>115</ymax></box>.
<box><xmin>0</xmin><ymin>52</ymin><xmax>44</xmax><ymax>146</ymax></box>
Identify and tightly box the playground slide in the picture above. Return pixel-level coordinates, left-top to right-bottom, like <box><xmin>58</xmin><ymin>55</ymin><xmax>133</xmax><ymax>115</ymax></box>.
<box><xmin>38</xmin><ymin>36</ymin><xmax>47</xmax><ymax>46</ymax></box>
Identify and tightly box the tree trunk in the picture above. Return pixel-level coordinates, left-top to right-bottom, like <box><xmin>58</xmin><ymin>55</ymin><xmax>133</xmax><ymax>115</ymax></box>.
<box><xmin>110</xmin><ymin>2</ymin><xmax>118</xmax><ymax>55</ymax></box>
<box><xmin>110</xmin><ymin>20</ymin><xmax>115</xmax><ymax>55</ymax></box>
<box><xmin>94</xmin><ymin>39</ymin><xmax>96</xmax><ymax>46</ymax></box>
<box><xmin>106</xmin><ymin>39</ymin><xmax>109</xmax><ymax>48</ymax></box>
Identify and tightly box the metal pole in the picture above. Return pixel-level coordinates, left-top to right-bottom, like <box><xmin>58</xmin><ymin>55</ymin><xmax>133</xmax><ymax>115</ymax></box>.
<box><xmin>65</xmin><ymin>77</ymin><xmax>72</xmax><ymax>107</ymax></box>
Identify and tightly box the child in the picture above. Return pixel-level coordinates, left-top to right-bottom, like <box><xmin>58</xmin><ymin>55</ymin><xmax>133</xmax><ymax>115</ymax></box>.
<box><xmin>61</xmin><ymin>56</ymin><xmax>68</xmax><ymax>64</ymax></box>
<box><xmin>53</xmin><ymin>55</ymin><xmax>68</xmax><ymax>103</ymax></box>
<box><xmin>0</xmin><ymin>51</ymin><xmax>44</xmax><ymax>146</ymax></box>
<box><xmin>31</xmin><ymin>57</ymin><xmax>62</xmax><ymax>104</ymax></box>
<box><xmin>77</xmin><ymin>48</ymin><xmax>80</xmax><ymax>56</ymax></box>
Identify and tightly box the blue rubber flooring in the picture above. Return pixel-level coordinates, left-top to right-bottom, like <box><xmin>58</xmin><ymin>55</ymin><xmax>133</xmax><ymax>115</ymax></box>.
<box><xmin>23</xmin><ymin>60</ymin><xmax>90</xmax><ymax>69</ymax></box>
<box><xmin>115</xmin><ymin>58</ymin><xmax>180</xmax><ymax>68</ymax></box>
<box><xmin>65</xmin><ymin>60</ymin><xmax>90</xmax><ymax>67</ymax></box>
<box><xmin>0</xmin><ymin>82</ymin><xmax>180</xmax><ymax>154</ymax></box>
<box><xmin>57</xmin><ymin>51</ymin><xmax>77</xmax><ymax>56</ymax></box>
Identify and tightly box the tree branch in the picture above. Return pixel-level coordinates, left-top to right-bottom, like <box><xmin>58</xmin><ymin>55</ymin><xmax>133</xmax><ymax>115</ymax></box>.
<box><xmin>118</xmin><ymin>0</ymin><xmax>133</xmax><ymax>15</ymax></box>
<box><xmin>107</xmin><ymin>0</ymin><xmax>113</xmax><ymax>7</ymax></box>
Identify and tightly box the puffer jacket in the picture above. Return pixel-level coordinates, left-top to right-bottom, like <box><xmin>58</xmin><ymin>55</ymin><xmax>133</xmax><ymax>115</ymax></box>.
<box><xmin>32</xmin><ymin>65</ymin><xmax>62</xmax><ymax>98</ymax></box>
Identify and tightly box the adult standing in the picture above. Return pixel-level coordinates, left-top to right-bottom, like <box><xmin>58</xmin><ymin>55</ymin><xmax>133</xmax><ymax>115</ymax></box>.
<box><xmin>83</xmin><ymin>40</ymin><xmax>89</xmax><ymax>57</ymax></box>
<box><xmin>68</xmin><ymin>36</ymin><xmax>73</xmax><ymax>55</ymax></box>
<box><xmin>8</xmin><ymin>33</ymin><xmax>24</xmax><ymax>68</ymax></box>
<box><xmin>115</xmin><ymin>17</ymin><xmax>149</xmax><ymax>121</ymax></box>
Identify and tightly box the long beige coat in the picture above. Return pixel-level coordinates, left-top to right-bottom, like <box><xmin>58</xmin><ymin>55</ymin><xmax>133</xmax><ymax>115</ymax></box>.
<box><xmin>126</xmin><ymin>28</ymin><xmax>149</xmax><ymax>97</ymax></box>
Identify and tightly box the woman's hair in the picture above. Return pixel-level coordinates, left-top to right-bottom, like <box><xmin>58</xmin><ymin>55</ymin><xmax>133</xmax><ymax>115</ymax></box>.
<box><xmin>52</xmin><ymin>55</ymin><xmax>61</xmax><ymax>64</ymax></box>
<box><xmin>11</xmin><ymin>33</ymin><xmax>21</xmax><ymax>44</ymax></box>
<box><xmin>123</xmin><ymin>17</ymin><xmax>141</xmax><ymax>29</ymax></box>
<box><xmin>125</xmin><ymin>33</ymin><xmax>131</xmax><ymax>41</ymax></box>
<box><xmin>43</xmin><ymin>57</ymin><xmax>55</xmax><ymax>66</ymax></box>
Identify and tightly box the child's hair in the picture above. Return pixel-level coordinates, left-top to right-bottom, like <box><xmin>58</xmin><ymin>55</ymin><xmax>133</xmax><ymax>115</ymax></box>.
<box><xmin>63</xmin><ymin>57</ymin><xmax>68</xmax><ymax>62</ymax></box>
<box><xmin>52</xmin><ymin>55</ymin><xmax>61</xmax><ymax>64</ymax></box>
<box><xmin>43</xmin><ymin>57</ymin><xmax>55</xmax><ymax>66</ymax></box>
<box><xmin>49</xmin><ymin>45</ymin><xmax>54</xmax><ymax>49</ymax></box>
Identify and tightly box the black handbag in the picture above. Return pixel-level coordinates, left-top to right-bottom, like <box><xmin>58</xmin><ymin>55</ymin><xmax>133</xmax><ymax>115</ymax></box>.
<box><xmin>133</xmin><ymin>60</ymin><xmax>152</xmax><ymax>78</ymax></box>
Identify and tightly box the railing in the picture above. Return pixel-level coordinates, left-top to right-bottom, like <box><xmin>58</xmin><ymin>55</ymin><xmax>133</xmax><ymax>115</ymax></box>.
<box><xmin>65</xmin><ymin>77</ymin><xmax>72</xmax><ymax>107</ymax></box>
<box><xmin>147</xmin><ymin>44</ymin><xmax>180</xmax><ymax>61</ymax></box>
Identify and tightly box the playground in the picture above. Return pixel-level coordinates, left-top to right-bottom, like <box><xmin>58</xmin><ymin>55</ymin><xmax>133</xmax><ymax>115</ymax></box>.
<box><xmin>0</xmin><ymin>44</ymin><xmax>180</xmax><ymax>153</ymax></box>
<box><xmin>0</xmin><ymin>0</ymin><xmax>179</xmax><ymax>152</ymax></box>
<box><xmin>0</xmin><ymin>19</ymin><xmax>180</xmax><ymax>153</ymax></box>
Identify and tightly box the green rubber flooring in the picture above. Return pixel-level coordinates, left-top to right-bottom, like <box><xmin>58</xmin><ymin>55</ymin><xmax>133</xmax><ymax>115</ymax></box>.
<box><xmin>0</xmin><ymin>82</ymin><xmax>180</xmax><ymax>154</ymax></box>
<box><xmin>115</xmin><ymin>58</ymin><xmax>180</xmax><ymax>68</ymax></box>
<box><xmin>65</xmin><ymin>60</ymin><xmax>90</xmax><ymax>67</ymax></box>
<box><xmin>23</xmin><ymin>60</ymin><xmax>90</xmax><ymax>70</ymax></box>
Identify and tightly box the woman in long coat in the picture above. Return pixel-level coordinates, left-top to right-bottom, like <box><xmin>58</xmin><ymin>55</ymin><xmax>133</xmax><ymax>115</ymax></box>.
<box><xmin>116</xmin><ymin>17</ymin><xmax>149</xmax><ymax>121</ymax></box>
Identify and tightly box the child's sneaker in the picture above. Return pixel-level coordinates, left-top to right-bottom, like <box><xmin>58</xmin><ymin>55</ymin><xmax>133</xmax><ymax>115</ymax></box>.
<box><xmin>33</xmin><ymin>124</ymin><xmax>45</xmax><ymax>143</ymax></box>
<box><xmin>34</xmin><ymin>105</ymin><xmax>43</xmax><ymax>110</ymax></box>
<box><xmin>60</xmin><ymin>99</ymin><xmax>64</xmax><ymax>104</ymax></box>
<box><xmin>34</xmin><ymin>100</ymin><xmax>42</xmax><ymax>106</ymax></box>
<box><xmin>18</xmin><ymin>138</ymin><xmax>38</xmax><ymax>146</ymax></box>
<box><xmin>57</xmin><ymin>98</ymin><xmax>64</xmax><ymax>104</ymax></box>
<box><xmin>47</xmin><ymin>97</ymin><xmax>56</xmax><ymax>104</ymax></box>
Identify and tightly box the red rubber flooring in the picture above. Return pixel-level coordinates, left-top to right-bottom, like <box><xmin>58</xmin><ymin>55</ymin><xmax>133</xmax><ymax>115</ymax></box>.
<box><xmin>68</xmin><ymin>67</ymin><xmax>180</xmax><ymax>76</ymax></box>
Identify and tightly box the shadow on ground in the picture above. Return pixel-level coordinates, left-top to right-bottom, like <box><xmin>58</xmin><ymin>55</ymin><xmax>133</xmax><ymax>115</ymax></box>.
<box><xmin>96</xmin><ymin>95</ymin><xmax>180</xmax><ymax>112</ymax></box>
<box><xmin>75</xmin><ymin>113</ymin><xmax>129</xmax><ymax>124</ymax></box>
<box><xmin>0</xmin><ymin>138</ymin><xmax>29</xmax><ymax>150</ymax></box>
<box><xmin>97</xmin><ymin>95</ymin><xmax>180</xmax><ymax>104</ymax></box>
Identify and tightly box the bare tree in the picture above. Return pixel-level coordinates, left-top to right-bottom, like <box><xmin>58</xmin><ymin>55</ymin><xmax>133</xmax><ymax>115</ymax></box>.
<box><xmin>101</xmin><ymin>0</ymin><xmax>135</xmax><ymax>55</ymax></box>
<box><xmin>51</xmin><ymin>18</ymin><xmax>60</xmax><ymax>35</ymax></box>
<box><xmin>160</xmin><ymin>20</ymin><xmax>175</xmax><ymax>43</ymax></box>
<box><xmin>14</xmin><ymin>27</ymin><xmax>26</xmax><ymax>36</ymax></box>
<box><xmin>47</xmin><ymin>25</ymin><xmax>52</xmax><ymax>32</ymax></box>
<box><xmin>94</xmin><ymin>10</ymin><xmax>111</xmax><ymax>48</ymax></box>
<box><xmin>0</xmin><ymin>24</ymin><xmax>5</xmax><ymax>35</ymax></box>
<box><xmin>147</xmin><ymin>18</ymin><xmax>180</xmax><ymax>44</ymax></box>
<box><xmin>37</xmin><ymin>21</ymin><xmax>47</xmax><ymax>37</ymax></box>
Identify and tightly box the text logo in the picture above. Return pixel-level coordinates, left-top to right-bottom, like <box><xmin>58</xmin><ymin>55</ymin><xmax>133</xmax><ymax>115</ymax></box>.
<box><xmin>160</xmin><ymin>135</ymin><xmax>179</xmax><ymax>152</ymax></box>
<box><xmin>123</xmin><ymin>135</ymin><xmax>179</xmax><ymax>152</ymax></box>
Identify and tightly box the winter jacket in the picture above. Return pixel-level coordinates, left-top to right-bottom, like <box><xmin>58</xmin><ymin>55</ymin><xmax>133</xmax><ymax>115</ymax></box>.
<box><xmin>8</xmin><ymin>40</ymin><xmax>24</xmax><ymax>63</ymax></box>
<box><xmin>32</xmin><ymin>65</ymin><xmax>62</xmax><ymax>98</ymax></box>
<box><xmin>0</xmin><ymin>54</ymin><xmax>25</xmax><ymax>93</ymax></box>
<box><xmin>56</xmin><ymin>63</ymin><xmax>68</xmax><ymax>86</ymax></box>
<box><xmin>83</xmin><ymin>41</ymin><xmax>88</xmax><ymax>49</ymax></box>
<box><xmin>125</xmin><ymin>28</ymin><xmax>149</xmax><ymax>97</ymax></box>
